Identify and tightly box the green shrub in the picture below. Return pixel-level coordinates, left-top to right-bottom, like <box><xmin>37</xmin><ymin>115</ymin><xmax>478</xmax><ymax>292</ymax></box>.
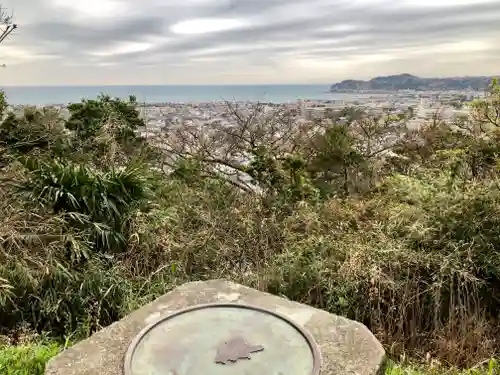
<box><xmin>385</xmin><ymin>359</ymin><xmax>499</xmax><ymax>375</ymax></box>
<box><xmin>3</xmin><ymin>87</ymin><xmax>500</xmax><ymax>370</ymax></box>
<box><xmin>0</xmin><ymin>342</ymin><xmax>60</xmax><ymax>375</ymax></box>
<box><xmin>0</xmin><ymin>255</ymin><xmax>134</xmax><ymax>338</ymax></box>
<box><xmin>66</xmin><ymin>94</ymin><xmax>144</xmax><ymax>140</ymax></box>
<box><xmin>16</xmin><ymin>159</ymin><xmax>151</xmax><ymax>252</ymax></box>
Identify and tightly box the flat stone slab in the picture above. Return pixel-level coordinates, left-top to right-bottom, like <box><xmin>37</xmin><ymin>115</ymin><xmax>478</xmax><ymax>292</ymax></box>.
<box><xmin>45</xmin><ymin>280</ymin><xmax>385</xmax><ymax>375</ymax></box>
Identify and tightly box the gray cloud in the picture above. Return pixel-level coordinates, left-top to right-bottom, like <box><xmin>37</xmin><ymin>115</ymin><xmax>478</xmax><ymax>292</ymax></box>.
<box><xmin>1</xmin><ymin>0</ymin><xmax>499</xmax><ymax>85</ymax></box>
<box><xmin>108</xmin><ymin>1</ymin><xmax>500</xmax><ymax>63</ymax></box>
<box><xmin>20</xmin><ymin>16</ymin><xmax>167</xmax><ymax>55</ymax></box>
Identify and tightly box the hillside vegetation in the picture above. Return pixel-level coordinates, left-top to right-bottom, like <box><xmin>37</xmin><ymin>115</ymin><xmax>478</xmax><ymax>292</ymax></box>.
<box><xmin>0</xmin><ymin>81</ymin><xmax>500</xmax><ymax>374</ymax></box>
<box><xmin>330</xmin><ymin>73</ymin><xmax>492</xmax><ymax>91</ymax></box>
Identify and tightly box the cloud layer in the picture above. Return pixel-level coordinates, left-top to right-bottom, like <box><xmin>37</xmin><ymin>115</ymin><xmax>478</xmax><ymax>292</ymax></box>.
<box><xmin>1</xmin><ymin>0</ymin><xmax>499</xmax><ymax>85</ymax></box>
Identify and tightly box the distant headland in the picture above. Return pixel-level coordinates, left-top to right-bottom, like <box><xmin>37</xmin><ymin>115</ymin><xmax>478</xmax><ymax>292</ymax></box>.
<box><xmin>330</xmin><ymin>73</ymin><xmax>495</xmax><ymax>92</ymax></box>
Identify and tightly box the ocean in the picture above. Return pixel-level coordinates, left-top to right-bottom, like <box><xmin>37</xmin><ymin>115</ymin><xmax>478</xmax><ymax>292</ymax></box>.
<box><xmin>2</xmin><ymin>84</ymin><xmax>356</xmax><ymax>105</ymax></box>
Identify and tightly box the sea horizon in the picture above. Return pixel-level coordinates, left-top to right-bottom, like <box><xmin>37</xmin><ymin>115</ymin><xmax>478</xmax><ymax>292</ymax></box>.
<box><xmin>1</xmin><ymin>84</ymin><xmax>361</xmax><ymax>106</ymax></box>
<box><xmin>2</xmin><ymin>83</ymin><xmax>332</xmax><ymax>87</ymax></box>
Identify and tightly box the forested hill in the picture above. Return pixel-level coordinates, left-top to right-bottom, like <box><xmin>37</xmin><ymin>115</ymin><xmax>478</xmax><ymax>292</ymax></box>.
<box><xmin>330</xmin><ymin>73</ymin><xmax>493</xmax><ymax>91</ymax></box>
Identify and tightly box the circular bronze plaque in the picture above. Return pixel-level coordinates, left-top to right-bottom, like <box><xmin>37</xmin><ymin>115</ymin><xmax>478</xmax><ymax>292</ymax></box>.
<box><xmin>124</xmin><ymin>303</ymin><xmax>321</xmax><ymax>375</ymax></box>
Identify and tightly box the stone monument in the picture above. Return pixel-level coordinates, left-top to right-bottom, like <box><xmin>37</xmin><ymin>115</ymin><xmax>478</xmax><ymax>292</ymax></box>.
<box><xmin>45</xmin><ymin>280</ymin><xmax>385</xmax><ymax>375</ymax></box>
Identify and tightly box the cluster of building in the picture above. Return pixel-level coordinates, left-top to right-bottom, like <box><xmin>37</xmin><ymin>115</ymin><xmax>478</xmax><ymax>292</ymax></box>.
<box><xmin>5</xmin><ymin>89</ymin><xmax>483</xmax><ymax>145</ymax></box>
<box><xmin>135</xmin><ymin>90</ymin><xmax>481</xmax><ymax>138</ymax></box>
<box><xmin>4</xmin><ymin>89</ymin><xmax>485</xmax><ymax>194</ymax></box>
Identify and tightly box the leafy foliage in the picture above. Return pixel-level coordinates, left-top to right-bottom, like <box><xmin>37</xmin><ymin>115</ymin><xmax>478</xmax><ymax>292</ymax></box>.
<box><xmin>0</xmin><ymin>79</ymin><xmax>500</xmax><ymax>374</ymax></box>
<box><xmin>0</xmin><ymin>107</ymin><xmax>69</xmax><ymax>160</ymax></box>
<box><xmin>66</xmin><ymin>94</ymin><xmax>144</xmax><ymax>140</ymax></box>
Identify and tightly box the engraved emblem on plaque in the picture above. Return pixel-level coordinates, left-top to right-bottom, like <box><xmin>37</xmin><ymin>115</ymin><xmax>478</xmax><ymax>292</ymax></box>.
<box><xmin>124</xmin><ymin>303</ymin><xmax>322</xmax><ymax>375</ymax></box>
<box><xmin>214</xmin><ymin>336</ymin><xmax>264</xmax><ymax>364</ymax></box>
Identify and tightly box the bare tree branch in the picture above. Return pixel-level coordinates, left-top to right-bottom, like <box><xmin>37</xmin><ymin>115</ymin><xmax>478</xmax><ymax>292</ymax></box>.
<box><xmin>0</xmin><ymin>5</ymin><xmax>16</xmax><ymax>45</ymax></box>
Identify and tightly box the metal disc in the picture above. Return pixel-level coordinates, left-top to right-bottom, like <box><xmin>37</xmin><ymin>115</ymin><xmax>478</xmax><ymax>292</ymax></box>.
<box><xmin>124</xmin><ymin>303</ymin><xmax>322</xmax><ymax>375</ymax></box>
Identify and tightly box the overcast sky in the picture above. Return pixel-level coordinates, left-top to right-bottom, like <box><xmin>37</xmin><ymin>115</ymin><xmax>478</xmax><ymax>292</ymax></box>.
<box><xmin>1</xmin><ymin>0</ymin><xmax>499</xmax><ymax>85</ymax></box>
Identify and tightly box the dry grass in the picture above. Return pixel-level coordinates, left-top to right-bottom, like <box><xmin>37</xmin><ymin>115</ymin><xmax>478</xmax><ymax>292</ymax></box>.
<box><xmin>119</xmin><ymin>173</ymin><xmax>499</xmax><ymax>365</ymax></box>
<box><xmin>2</xmin><ymin>92</ymin><xmax>500</xmax><ymax>369</ymax></box>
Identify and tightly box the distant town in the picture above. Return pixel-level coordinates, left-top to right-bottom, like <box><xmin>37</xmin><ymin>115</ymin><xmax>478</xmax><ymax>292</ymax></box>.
<box><xmin>6</xmin><ymin>79</ymin><xmax>487</xmax><ymax>140</ymax></box>
<box><xmin>132</xmin><ymin>90</ymin><xmax>478</xmax><ymax>137</ymax></box>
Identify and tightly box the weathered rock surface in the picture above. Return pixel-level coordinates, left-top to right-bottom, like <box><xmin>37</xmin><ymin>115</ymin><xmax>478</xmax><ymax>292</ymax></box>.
<box><xmin>45</xmin><ymin>279</ymin><xmax>385</xmax><ymax>375</ymax></box>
